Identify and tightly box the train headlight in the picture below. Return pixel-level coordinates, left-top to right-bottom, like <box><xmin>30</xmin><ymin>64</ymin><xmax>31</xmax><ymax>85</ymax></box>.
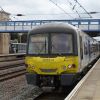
<box><xmin>25</xmin><ymin>64</ymin><xmax>35</xmax><ymax>69</ymax></box>
<box><xmin>29</xmin><ymin>65</ymin><xmax>35</xmax><ymax>69</ymax></box>
<box><xmin>68</xmin><ymin>64</ymin><xmax>76</xmax><ymax>69</ymax></box>
<box><xmin>32</xmin><ymin>66</ymin><xmax>35</xmax><ymax>69</ymax></box>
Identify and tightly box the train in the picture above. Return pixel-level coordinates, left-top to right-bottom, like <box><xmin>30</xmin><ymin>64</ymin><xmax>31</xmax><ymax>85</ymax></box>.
<box><xmin>25</xmin><ymin>23</ymin><xmax>99</xmax><ymax>88</ymax></box>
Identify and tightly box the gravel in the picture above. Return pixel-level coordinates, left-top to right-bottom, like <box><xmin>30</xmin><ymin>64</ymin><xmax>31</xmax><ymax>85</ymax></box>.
<box><xmin>0</xmin><ymin>75</ymin><xmax>42</xmax><ymax>100</ymax></box>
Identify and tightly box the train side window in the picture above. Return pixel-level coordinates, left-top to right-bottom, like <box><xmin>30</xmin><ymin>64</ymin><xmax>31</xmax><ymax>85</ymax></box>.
<box><xmin>84</xmin><ymin>42</ymin><xmax>87</xmax><ymax>55</ymax></box>
<box><xmin>88</xmin><ymin>40</ymin><xmax>91</xmax><ymax>57</ymax></box>
<box><xmin>80</xmin><ymin>36</ymin><xmax>83</xmax><ymax>59</ymax></box>
<box><xmin>84</xmin><ymin>38</ymin><xmax>89</xmax><ymax>55</ymax></box>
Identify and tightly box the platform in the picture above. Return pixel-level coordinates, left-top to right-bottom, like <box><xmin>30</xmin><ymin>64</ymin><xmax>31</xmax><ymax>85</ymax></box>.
<box><xmin>65</xmin><ymin>58</ymin><xmax>100</xmax><ymax>100</ymax></box>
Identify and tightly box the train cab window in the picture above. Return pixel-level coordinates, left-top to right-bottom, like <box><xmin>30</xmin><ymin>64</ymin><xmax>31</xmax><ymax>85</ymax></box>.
<box><xmin>51</xmin><ymin>33</ymin><xmax>73</xmax><ymax>54</ymax></box>
<box><xmin>28</xmin><ymin>34</ymin><xmax>48</xmax><ymax>54</ymax></box>
<box><xmin>28</xmin><ymin>33</ymin><xmax>74</xmax><ymax>55</ymax></box>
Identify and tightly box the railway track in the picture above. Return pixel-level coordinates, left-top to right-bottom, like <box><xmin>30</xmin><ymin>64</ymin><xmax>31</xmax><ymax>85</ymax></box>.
<box><xmin>34</xmin><ymin>86</ymin><xmax>73</xmax><ymax>100</ymax></box>
<box><xmin>35</xmin><ymin>91</ymin><xmax>69</xmax><ymax>100</ymax></box>
<box><xmin>34</xmin><ymin>92</ymin><xmax>67</xmax><ymax>100</ymax></box>
<box><xmin>0</xmin><ymin>53</ymin><xmax>25</xmax><ymax>62</ymax></box>
<box><xmin>0</xmin><ymin>68</ymin><xmax>26</xmax><ymax>82</ymax></box>
<box><xmin>0</xmin><ymin>59</ymin><xmax>26</xmax><ymax>82</ymax></box>
<box><xmin>0</xmin><ymin>60</ymin><xmax>24</xmax><ymax>70</ymax></box>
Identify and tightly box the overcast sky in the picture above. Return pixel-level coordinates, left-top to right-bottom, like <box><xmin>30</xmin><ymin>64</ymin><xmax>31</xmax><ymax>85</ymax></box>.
<box><xmin>0</xmin><ymin>0</ymin><xmax>100</xmax><ymax>20</ymax></box>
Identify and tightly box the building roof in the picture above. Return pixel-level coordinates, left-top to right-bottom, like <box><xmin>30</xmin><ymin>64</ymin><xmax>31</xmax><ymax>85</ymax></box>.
<box><xmin>0</xmin><ymin>11</ymin><xmax>10</xmax><ymax>15</ymax></box>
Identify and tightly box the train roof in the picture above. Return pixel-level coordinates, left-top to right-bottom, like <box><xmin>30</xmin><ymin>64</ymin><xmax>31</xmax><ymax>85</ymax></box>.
<box><xmin>29</xmin><ymin>22</ymin><xmax>77</xmax><ymax>34</ymax></box>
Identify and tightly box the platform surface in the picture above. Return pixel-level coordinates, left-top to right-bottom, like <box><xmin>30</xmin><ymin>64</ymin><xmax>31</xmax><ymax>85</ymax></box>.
<box><xmin>65</xmin><ymin>58</ymin><xmax>100</xmax><ymax>100</ymax></box>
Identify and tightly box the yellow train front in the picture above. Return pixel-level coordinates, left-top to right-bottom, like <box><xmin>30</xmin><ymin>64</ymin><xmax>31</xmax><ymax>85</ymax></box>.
<box><xmin>25</xmin><ymin>23</ymin><xmax>99</xmax><ymax>87</ymax></box>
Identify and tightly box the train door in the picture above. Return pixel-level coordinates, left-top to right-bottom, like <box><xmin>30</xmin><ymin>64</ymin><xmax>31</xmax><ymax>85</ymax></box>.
<box><xmin>88</xmin><ymin>40</ymin><xmax>91</xmax><ymax>62</ymax></box>
<box><xmin>84</xmin><ymin>37</ymin><xmax>90</xmax><ymax>66</ymax></box>
<box><xmin>79</xmin><ymin>35</ymin><xmax>84</xmax><ymax>69</ymax></box>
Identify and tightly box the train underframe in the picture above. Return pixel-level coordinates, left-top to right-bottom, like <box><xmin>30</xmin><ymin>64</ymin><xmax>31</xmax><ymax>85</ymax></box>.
<box><xmin>26</xmin><ymin>73</ymin><xmax>77</xmax><ymax>88</ymax></box>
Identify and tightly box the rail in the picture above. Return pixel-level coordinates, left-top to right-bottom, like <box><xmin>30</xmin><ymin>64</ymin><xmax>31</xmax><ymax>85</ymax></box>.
<box><xmin>0</xmin><ymin>53</ymin><xmax>25</xmax><ymax>62</ymax></box>
<box><xmin>0</xmin><ymin>53</ymin><xmax>25</xmax><ymax>57</ymax></box>
<box><xmin>0</xmin><ymin>59</ymin><xmax>26</xmax><ymax>81</ymax></box>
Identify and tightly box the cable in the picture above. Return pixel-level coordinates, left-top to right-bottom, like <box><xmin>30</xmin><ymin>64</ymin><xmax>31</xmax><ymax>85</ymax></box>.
<box><xmin>49</xmin><ymin>0</ymin><xmax>75</xmax><ymax>19</ymax></box>
<box><xmin>66</xmin><ymin>0</ymin><xmax>92</xmax><ymax>18</ymax></box>
<box><xmin>74</xmin><ymin>0</ymin><xmax>92</xmax><ymax>18</ymax></box>
<box><xmin>66</xmin><ymin>0</ymin><xmax>81</xmax><ymax>18</ymax></box>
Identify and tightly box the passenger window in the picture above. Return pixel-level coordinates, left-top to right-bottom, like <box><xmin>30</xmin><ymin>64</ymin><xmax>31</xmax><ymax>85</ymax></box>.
<box><xmin>84</xmin><ymin>41</ymin><xmax>88</xmax><ymax>55</ymax></box>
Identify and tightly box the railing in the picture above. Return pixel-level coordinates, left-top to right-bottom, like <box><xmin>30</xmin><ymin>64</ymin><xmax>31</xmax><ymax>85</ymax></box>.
<box><xmin>0</xmin><ymin>19</ymin><xmax>100</xmax><ymax>33</ymax></box>
<box><xmin>9</xmin><ymin>43</ymin><xmax>27</xmax><ymax>53</ymax></box>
